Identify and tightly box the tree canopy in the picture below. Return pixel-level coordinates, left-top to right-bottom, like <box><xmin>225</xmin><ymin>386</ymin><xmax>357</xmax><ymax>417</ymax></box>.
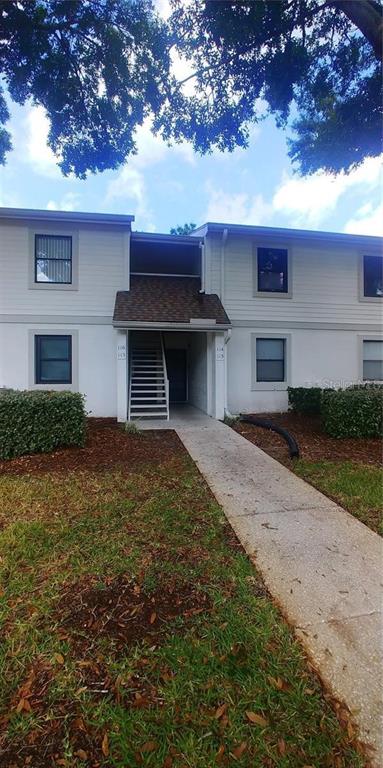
<box><xmin>0</xmin><ymin>0</ymin><xmax>382</xmax><ymax>178</ymax></box>
<box><xmin>170</xmin><ymin>222</ymin><xmax>197</xmax><ymax>235</ymax></box>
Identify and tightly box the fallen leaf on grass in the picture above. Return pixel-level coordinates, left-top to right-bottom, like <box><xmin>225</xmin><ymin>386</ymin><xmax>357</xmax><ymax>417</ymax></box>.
<box><xmin>54</xmin><ymin>652</ymin><xmax>65</xmax><ymax>665</ymax></box>
<box><xmin>216</xmin><ymin>744</ymin><xmax>225</xmax><ymax>762</ymax></box>
<box><xmin>16</xmin><ymin>697</ymin><xmax>31</xmax><ymax>714</ymax></box>
<box><xmin>245</xmin><ymin>711</ymin><xmax>269</xmax><ymax>727</ymax></box>
<box><xmin>141</xmin><ymin>741</ymin><xmax>157</xmax><ymax>753</ymax></box>
<box><xmin>215</xmin><ymin>703</ymin><xmax>227</xmax><ymax>719</ymax></box>
<box><xmin>101</xmin><ymin>732</ymin><xmax>109</xmax><ymax>757</ymax></box>
<box><xmin>277</xmin><ymin>738</ymin><xmax>286</xmax><ymax>755</ymax></box>
<box><xmin>150</xmin><ymin>612</ymin><xmax>157</xmax><ymax>624</ymax></box>
<box><xmin>232</xmin><ymin>742</ymin><xmax>247</xmax><ymax>759</ymax></box>
<box><xmin>74</xmin><ymin>749</ymin><xmax>88</xmax><ymax>760</ymax></box>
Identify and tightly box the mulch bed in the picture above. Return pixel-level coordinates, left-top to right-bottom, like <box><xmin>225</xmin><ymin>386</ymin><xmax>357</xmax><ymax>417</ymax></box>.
<box><xmin>0</xmin><ymin>419</ymin><xmax>183</xmax><ymax>476</ymax></box>
<box><xmin>234</xmin><ymin>412</ymin><xmax>382</xmax><ymax>467</ymax></box>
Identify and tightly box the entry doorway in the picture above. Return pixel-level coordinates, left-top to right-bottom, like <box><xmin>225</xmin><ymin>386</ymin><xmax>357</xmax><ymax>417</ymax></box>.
<box><xmin>166</xmin><ymin>349</ymin><xmax>188</xmax><ymax>403</ymax></box>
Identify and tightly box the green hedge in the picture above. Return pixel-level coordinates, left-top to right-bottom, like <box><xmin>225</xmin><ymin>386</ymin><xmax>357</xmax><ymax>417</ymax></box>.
<box><xmin>287</xmin><ymin>387</ymin><xmax>323</xmax><ymax>414</ymax></box>
<box><xmin>0</xmin><ymin>390</ymin><xmax>86</xmax><ymax>460</ymax></box>
<box><xmin>322</xmin><ymin>387</ymin><xmax>383</xmax><ymax>438</ymax></box>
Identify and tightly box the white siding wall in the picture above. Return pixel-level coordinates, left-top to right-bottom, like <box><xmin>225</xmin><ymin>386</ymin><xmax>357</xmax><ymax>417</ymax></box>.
<box><xmin>0</xmin><ymin>220</ymin><xmax>126</xmax><ymax>316</ymax></box>
<box><xmin>0</xmin><ymin>323</ymin><xmax>117</xmax><ymax>416</ymax></box>
<box><xmin>207</xmin><ymin>233</ymin><xmax>382</xmax><ymax>326</ymax></box>
<box><xmin>227</xmin><ymin>326</ymin><xmax>367</xmax><ymax>414</ymax></box>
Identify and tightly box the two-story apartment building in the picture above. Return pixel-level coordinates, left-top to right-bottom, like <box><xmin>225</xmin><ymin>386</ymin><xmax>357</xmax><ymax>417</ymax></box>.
<box><xmin>0</xmin><ymin>207</ymin><xmax>382</xmax><ymax>421</ymax></box>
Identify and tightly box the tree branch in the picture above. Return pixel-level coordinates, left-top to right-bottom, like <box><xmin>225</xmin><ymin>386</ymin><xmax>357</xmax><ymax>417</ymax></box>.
<box><xmin>326</xmin><ymin>0</ymin><xmax>383</xmax><ymax>61</ymax></box>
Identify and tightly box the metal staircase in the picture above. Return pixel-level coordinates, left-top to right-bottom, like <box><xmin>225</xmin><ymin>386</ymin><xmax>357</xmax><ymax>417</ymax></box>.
<box><xmin>128</xmin><ymin>333</ymin><xmax>169</xmax><ymax>420</ymax></box>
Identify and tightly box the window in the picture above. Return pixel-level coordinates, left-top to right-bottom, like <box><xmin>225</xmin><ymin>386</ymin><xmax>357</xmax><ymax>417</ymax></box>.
<box><xmin>363</xmin><ymin>255</ymin><xmax>383</xmax><ymax>298</ymax></box>
<box><xmin>363</xmin><ymin>340</ymin><xmax>383</xmax><ymax>381</ymax></box>
<box><xmin>35</xmin><ymin>335</ymin><xmax>72</xmax><ymax>384</ymax></box>
<box><xmin>256</xmin><ymin>338</ymin><xmax>285</xmax><ymax>382</ymax></box>
<box><xmin>35</xmin><ymin>234</ymin><xmax>72</xmax><ymax>284</ymax></box>
<box><xmin>257</xmin><ymin>247</ymin><xmax>288</xmax><ymax>293</ymax></box>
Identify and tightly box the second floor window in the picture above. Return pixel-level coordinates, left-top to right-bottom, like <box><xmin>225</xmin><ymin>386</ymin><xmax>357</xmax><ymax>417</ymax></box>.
<box><xmin>257</xmin><ymin>247</ymin><xmax>288</xmax><ymax>293</ymax></box>
<box><xmin>363</xmin><ymin>255</ymin><xmax>383</xmax><ymax>298</ymax></box>
<box><xmin>35</xmin><ymin>234</ymin><xmax>72</xmax><ymax>284</ymax></box>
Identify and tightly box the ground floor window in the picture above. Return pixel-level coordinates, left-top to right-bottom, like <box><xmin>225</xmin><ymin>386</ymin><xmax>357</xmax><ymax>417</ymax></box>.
<box><xmin>35</xmin><ymin>335</ymin><xmax>72</xmax><ymax>384</ymax></box>
<box><xmin>256</xmin><ymin>338</ymin><xmax>285</xmax><ymax>382</ymax></box>
<box><xmin>363</xmin><ymin>340</ymin><xmax>383</xmax><ymax>381</ymax></box>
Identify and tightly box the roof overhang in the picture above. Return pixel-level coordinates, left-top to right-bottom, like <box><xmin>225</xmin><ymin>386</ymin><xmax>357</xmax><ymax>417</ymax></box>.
<box><xmin>113</xmin><ymin>320</ymin><xmax>231</xmax><ymax>331</ymax></box>
<box><xmin>196</xmin><ymin>222</ymin><xmax>383</xmax><ymax>248</ymax></box>
<box><xmin>0</xmin><ymin>207</ymin><xmax>135</xmax><ymax>226</ymax></box>
<box><xmin>131</xmin><ymin>231</ymin><xmax>203</xmax><ymax>246</ymax></box>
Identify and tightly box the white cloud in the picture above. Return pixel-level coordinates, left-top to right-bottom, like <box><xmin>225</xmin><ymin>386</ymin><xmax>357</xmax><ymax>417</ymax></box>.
<box><xmin>46</xmin><ymin>192</ymin><xmax>82</xmax><ymax>212</ymax></box>
<box><xmin>204</xmin><ymin>183</ymin><xmax>272</xmax><ymax>225</ymax></box>
<box><xmin>344</xmin><ymin>201</ymin><xmax>383</xmax><ymax>236</ymax></box>
<box><xmin>106</xmin><ymin>165</ymin><xmax>155</xmax><ymax>229</ymax></box>
<box><xmin>25</xmin><ymin>106</ymin><xmax>62</xmax><ymax>179</ymax></box>
<box><xmin>105</xmin><ymin>118</ymin><xmax>195</xmax><ymax>229</ymax></box>
<box><xmin>273</xmin><ymin>156</ymin><xmax>382</xmax><ymax>227</ymax></box>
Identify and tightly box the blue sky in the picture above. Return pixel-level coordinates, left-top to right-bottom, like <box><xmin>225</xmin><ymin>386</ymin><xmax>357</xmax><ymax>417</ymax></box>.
<box><xmin>0</xmin><ymin>97</ymin><xmax>381</xmax><ymax>236</ymax></box>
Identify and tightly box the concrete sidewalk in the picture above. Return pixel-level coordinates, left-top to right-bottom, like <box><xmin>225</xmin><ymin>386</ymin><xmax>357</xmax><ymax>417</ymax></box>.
<box><xmin>176</xmin><ymin>420</ymin><xmax>383</xmax><ymax>765</ymax></box>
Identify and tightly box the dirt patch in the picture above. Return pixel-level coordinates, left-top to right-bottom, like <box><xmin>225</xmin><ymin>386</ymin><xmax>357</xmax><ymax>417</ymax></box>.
<box><xmin>0</xmin><ymin>709</ymin><xmax>112</xmax><ymax>768</ymax></box>
<box><xmin>0</xmin><ymin>420</ymin><xmax>182</xmax><ymax>476</ymax></box>
<box><xmin>56</xmin><ymin>574</ymin><xmax>211</xmax><ymax>655</ymax></box>
<box><xmin>234</xmin><ymin>412</ymin><xmax>382</xmax><ymax>467</ymax></box>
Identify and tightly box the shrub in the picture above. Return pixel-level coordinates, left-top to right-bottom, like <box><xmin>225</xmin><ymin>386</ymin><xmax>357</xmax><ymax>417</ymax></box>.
<box><xmin>0</xmin><ymin>390</ymin><xmax>86</xmax><ymax>460</ymax></box>
<box><xmin>322</xmin><ymin>387</ymin><xmax>383</xmax><ymax>438</ymax></box>
<box><xmin>287</xmin><ymin>387</ymin><xmax>324</xmax><ymax>414</ymax></box>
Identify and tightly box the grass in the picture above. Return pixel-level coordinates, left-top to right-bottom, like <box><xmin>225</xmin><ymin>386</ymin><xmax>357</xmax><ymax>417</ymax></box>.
<box><xmin>294</xmin><ymin>460</ymin><xmax>383</xmax><ymax>536</ymax></box>
<box><xmin>0</xmin><ymin>432</ymin><xmax>366</xmax><ymax>767</ymax></box>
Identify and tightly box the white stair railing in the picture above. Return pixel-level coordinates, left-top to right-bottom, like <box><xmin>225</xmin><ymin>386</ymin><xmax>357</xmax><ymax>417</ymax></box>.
<box><xmin>160</xmin><ymin>332</ymin><xmax>170</xmax><ymax>420</ymax></box>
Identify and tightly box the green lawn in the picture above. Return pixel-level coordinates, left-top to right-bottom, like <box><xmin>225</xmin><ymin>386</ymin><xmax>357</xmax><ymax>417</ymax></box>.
<box><xmin>0</xmin><ymin>427</ymin><xmax>365</xmax><ymax>767</ymax></box>
<box><xmin>294</xmin><ymin>460</ymin><xmax>383</xmax><ymax>536</ymax></box>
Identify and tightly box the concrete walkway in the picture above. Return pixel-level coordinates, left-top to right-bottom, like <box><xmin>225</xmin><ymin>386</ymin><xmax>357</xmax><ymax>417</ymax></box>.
<box><xmin>172</xmin><ymin>419</ymin><xmax>383</xmax><ymax>764</ymax></box>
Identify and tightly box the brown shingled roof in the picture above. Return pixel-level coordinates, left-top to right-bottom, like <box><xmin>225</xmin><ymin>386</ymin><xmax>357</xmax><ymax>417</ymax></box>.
<box><xmin>113</xmin><ymin>276</ymin><xmax>230</xmax><ymax>326</ymax></box>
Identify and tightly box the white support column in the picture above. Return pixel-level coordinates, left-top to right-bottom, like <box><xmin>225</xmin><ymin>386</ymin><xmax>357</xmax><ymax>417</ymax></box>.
<box><xmin>116</xmin><ymin>329</ymin><xmax>128</xmax><ymax>422</ymax></box>
<box><xmin>213</xmin><ymin>331</ymin><xmax>226</xmax><ymax>420</ymax></box>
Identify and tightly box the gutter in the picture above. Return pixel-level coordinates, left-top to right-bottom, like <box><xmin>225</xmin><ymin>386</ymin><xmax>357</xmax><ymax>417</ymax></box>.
<box><xmin>113</xmin><ymin>320</ymin><xmax>232</xmax><ymax>331</ymax></box>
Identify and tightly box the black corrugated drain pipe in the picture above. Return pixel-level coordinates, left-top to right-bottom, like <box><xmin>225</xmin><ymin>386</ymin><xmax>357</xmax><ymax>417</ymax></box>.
<box><xmin>240</xmin><ymin>414</ymin><xmax>300</xmax><ymax>459</ymax></box>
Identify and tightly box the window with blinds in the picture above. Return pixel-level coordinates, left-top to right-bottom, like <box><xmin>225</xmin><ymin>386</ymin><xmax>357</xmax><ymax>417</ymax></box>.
<box><xmin>256</xmin><ymin>338</ymin><xmax>285</xmax><ymax>382</ymax></box>
<box><xmin>35</xmin><ymin>335</ymin><xmax>72</xmax><ymax>384</ymax></box>
<box><xmin>35</xmin><ymin>234</ymin><xmax>72</xmax><ymax>284</ymax></box>
<box><xmin>363</xmin><ymin>340</ymin><xmax>383</xmax><ymax>381</ymax></box>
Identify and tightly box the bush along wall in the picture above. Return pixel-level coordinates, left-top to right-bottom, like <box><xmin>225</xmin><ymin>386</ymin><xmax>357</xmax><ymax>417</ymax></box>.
<box><xmin>0</xmin><ymin>390</ymin><xmax>86</xmax><ymax>460</ymax></box>
<box><xmin>322</xmin><ymin>387</ymin><xmax>383</xmax><ymax>438</ymax></box>
<box><xmin>287</xmin><ymin>387</ymin><xmax>324</xmax><ymax>414</ymax></box>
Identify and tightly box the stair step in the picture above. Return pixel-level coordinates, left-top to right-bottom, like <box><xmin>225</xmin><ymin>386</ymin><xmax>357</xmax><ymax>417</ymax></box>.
<box><xmin>130</xmin><ymin>411</ymin><xmax>168</xmax><ymax>419</ymax></box>
<box><xmin>130</xmin><ymin>403</ymin><xmax>168</xmax><ymax>410</ymax></box>
<box><xmin>131</xmin><ymin>397</ymin><xmax>167</xmax><ymax>402</ymax></box>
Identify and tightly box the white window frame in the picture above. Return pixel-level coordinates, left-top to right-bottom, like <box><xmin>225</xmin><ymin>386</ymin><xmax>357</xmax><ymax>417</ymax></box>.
<box><xmin>28</xmin><ymin>226</ymin><xmax>79</xmax><ymax>290</ymax></box>
<box><xmin>253</xmin><ymin>242</ymin><xmax>293</xmax><ymax>298</ymax></box>
<box><xmin>251</xmin><ymin>333</ymin><xmax>291</xmax><ymax>391</ymax></box>
<box><xmin>358</xmin><ymin>252</ymin><xmax>383</xmax><ymax>303</ymax></box>
<box><xmin>358</xmin><ymin>334</ymin><xmax>383</xmax><ymax>383</ymax></box>
<box><xmin>28</xmin><ymin>329</ymin><xmax>79</xmax><ymax>391</ymax></box>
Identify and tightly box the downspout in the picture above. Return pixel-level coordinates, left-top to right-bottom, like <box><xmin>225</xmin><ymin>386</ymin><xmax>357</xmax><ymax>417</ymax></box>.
<box><xmin>199</xmin><ymin>240</ymin><xmax>205</xmax><ymax>293</ymax></box>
